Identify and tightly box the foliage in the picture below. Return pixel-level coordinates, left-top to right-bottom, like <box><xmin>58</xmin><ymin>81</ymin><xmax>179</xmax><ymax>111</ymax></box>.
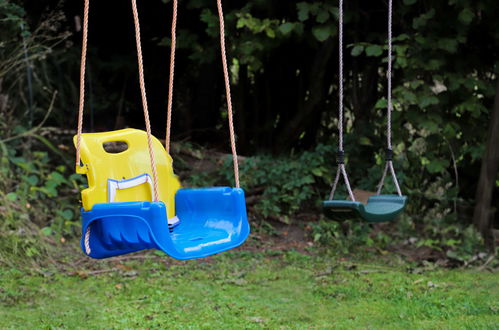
<box><xmin>161</xmin><ymin>0</ymin><xmax>498</xmax><ymax>218</ymax></box>
<box><xmin>1</xmin><ymin>251</ymin><xmax>498</xmax><ymax>328</ymax></box>
<box><xmin>0</xmin><ymin>144</ymin><xmax>84</xmax><ymax>262</ymax></box>
<box><xmin>181</xmin><ymin>143</ymin><xmax>487</xmax><ymax>258</ymax></box>
<box><xmin>223</xmin><ymin>144</ymin><xmax>335</xmax><ymax>219</ymax></box>
<box><xmin>0</xmin><ymin>1</ymin><xmax>79</xmax><ymax>263</ymax></box>
<box><xmin>0</xmin><ymin>0</ymin><xmax>497</xmax><ymax>263</ymax></box>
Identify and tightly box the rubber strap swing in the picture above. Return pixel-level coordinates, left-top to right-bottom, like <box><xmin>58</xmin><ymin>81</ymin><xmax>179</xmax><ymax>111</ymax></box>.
<box><xmin>74</xmin><ymin>0</ymin><xmax>249</xmax><ymax>260</ymax></box>
<box><xmin>322</xmin><ymin>0</ymin><xmax>407</xmax><ymax>223</ymax></box>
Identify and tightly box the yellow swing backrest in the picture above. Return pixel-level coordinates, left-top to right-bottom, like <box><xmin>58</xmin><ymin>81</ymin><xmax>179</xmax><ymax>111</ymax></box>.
<box><xmin>73</xmin><ymin>128</ymin><xmax>181</xmax><ymax>218</ymax></box>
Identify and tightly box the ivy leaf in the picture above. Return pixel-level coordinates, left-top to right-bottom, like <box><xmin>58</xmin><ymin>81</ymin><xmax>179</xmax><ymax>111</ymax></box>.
<box><xmin>351</xmin><ymin>45</ymin><xmax>364</xmax><ymax>56</ymax></box>
<box><xmin>41</xmin><ymin>227</ymin><xmax>53</xmax><ymax>236</ymax></box>
<box><xmin>6</xmin><ymin>192</ymin><xmax>17</xmax><ymax>202</ymax></box>
<box><xmin>396</xmin><ymin>57</ymin><xmax>408</xmax><ymax>68</ymax></box>
<box><xmin>312</xmin><ymin>25</ymin><xmax>335</xmax><ymax>42</ymax></box>
<box><xmin>439</xmin><ymin>38</ymin><xmax>458</xmax><ymax>53</ymax></box>
<box><xmin>359</xmin><ymin>137</ymin><xmax>372</xmax><ymax>146</ymax></box>
<box><xmin>426</xmin><ymin>159</ymin><xmax>450</xmax><ymax>174</ymax></box>
<box><xmin>419</xmin><ymin>95</ymin><xmax>439</xmax><ymax>108</ymax></box>
<box><xmin>297</xmin><ymin>2</ymin><xmax>310</xmax><ymax>22</ymax></box>
<box><xmin>311</xmin><ymin>168</ymin><xmax>323</xmax><ymax>177</ymax></box>
<box><xmin>316</xmin><ymin>10</ymin><xmax>330</xmax><ymax>24</ymax></box>
<box><xmin>420</xmin><ymin>120</ymin><xmax>439</xmax><ymax>133</ymax></box>
<box><xmin>279</xmin><ymin>22</ymin><xmax>295</xmax><ymax>35</ymax></box>
<box><xmin>26</xmin><ymin>175</ymin><xmax>39</xmax><ymax>186</ymax></box>
<box><xmin>375</xmin><ymin>98</ymin><xmax>387</xmax><ymax>109</ymax></box>
<box><xmin>60</xmin><ymin>209</ymin><xmax>74</xmax><ymax>221</ymax></box>
<box><xmin>458</xmin><ymin>8</ymin><xmax>474</xmax><ymax>25</ymax></box>
<box><xmin>365</xmin><ymin>45</ymin><xmax>383</xmax><ymax>57</ymax></box>
<box><xmin>265</xmin><ymin>28</ymin><xmax>276</xmax><ymax>39</ymax></box>
<box><xmin>412</xmin><ymin>9</ymin><xmax>435</xmax><ymax>29</ymax></box>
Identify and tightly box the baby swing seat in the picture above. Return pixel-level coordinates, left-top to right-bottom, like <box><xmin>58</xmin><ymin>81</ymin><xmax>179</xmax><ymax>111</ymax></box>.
<box><xmin>76</xmin><ymin>129</ymin><xmax>249</xmax><ymax>260</ymax></box>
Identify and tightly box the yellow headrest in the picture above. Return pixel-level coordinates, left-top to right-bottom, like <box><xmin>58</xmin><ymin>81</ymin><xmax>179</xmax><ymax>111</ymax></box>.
<box><xmin>73</xmin><ymin>128</ymin><xmax>181</xmax><ymax>218</ymax></box>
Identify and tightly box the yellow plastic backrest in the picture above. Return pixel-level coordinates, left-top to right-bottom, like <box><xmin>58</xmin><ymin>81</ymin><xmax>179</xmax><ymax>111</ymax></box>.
<box><xmin>73</xmin><ymin>129</ymin><xmax>181</xmax><ymax>218</ymax></box>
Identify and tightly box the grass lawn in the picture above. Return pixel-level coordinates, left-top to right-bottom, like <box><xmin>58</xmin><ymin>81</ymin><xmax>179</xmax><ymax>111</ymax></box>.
<box><xmin>0</xmin><ymin>249</ymin><xmax>498</xmax><ymax>329</ymax></box>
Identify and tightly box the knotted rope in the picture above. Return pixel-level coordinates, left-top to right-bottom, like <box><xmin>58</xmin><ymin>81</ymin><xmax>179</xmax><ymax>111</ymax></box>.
<box><xmin>376</xmin><ymin>0</ymin><xmax>402</xmax><ymax>196</ymax></box>
<box><xmin>329</xmin><ymin>0</ymin><xmax>355</xmax><ymax>201</ymax></box>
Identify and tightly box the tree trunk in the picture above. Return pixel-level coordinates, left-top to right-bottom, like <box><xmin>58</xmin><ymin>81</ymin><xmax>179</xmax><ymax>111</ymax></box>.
<box><xmin>473</xmin><ymin>79</ymin><xmax>499</xmax><ymax>246</ymax></box>
<box><xmin>274</xmin><ymin>38</ymin><xmax>335</xmax><ymax>150</ymax></box>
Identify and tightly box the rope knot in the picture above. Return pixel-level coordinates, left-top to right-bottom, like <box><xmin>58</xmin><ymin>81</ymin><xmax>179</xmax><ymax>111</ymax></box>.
<box><xmin>336</xmin><ymin>150</ymin><xmax>345</xmax><ymax>164</ymax></box>
<box><xmin>385</xmin><ymin>148</ymin><xmax>393</xmax><ymax>161</ymax></box>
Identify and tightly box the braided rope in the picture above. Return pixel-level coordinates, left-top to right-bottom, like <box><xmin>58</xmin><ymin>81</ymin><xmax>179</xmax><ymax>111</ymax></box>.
<box><xmin>165</xmin><ymin>0</ymin><xmax>178</xmax><ymax>154</ymax></box>
<box><xmin>217</xmin><ymin>0</ymin><xmax>240</xmax><ymax>188</ymax></box>
<box><xmin>389</xmin><ymin>161</ymin><xmax>402</xmax><ymax>195</ymax></box>
<box><xmin>329</xmin><ymin>166</ymin><xmax>342</xmax><ymax>201</ymax></box>
<box><xmin>377</xmin><ymin>0</ymin><xmax>402</xmax><ymax>196</ymax></box>
<box><xmin>74</xmin><ymin>0</ymin><xmax>93</xmax><ymax>256</ymax></box>
<box><xmin>84</xmin><ymin>225</ymin><xmax>91</xmax><ymax>255</ymax></box>
<box><xmin>77</xmin><ymin>0</ymin><xmax>163</xmax><ymax>254</ymax></box>
<box><xmin>328</xmin><ymin>0</ymin><xmax>355</xmax><ymax>201</ymax></box>
<box><xmin>131</xmin><ymin>0</ymin><xmax>160</xmax><ymax>201</ymax></box>
<box><xmin>387</xmin><ymin>0</ymin><xmax>393</xmax><ymax>151</ymax></box>
<box><xmin>338</xmin><ymin>0</ymin><xmax>344</xmax><ymax>152</ymax></box>
<box><xmin>377</xmin><ymin>162</ymin><xmax>389</xmax><ymax>195</ymax></box>
<box><xmin>75</xmin><ymin>0</ymin><xmax>89</xmax><ymax>168</ymax></box>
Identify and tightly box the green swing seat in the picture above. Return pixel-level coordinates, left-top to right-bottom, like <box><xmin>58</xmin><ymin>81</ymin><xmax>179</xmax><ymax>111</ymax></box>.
<box><xmin>322</xmin><ymin>0</ymin><xmax>407</xmax><ymax>224</ymax></box>
<box><xmin>323</xmin><ymin>194</ymin><xmax>407</xmax><ymax>223</ymax></box>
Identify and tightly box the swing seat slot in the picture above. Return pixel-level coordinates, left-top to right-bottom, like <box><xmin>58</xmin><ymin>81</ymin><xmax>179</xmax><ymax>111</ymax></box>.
<box><xmin>81</xmin><ymin>187</ymin><xmax>249</xmax><ymax>260</ymax></box>
<box><xmin>323</xmin><ymin>194</ymin><xmax>406</xmax><ymax>223</ymax></box>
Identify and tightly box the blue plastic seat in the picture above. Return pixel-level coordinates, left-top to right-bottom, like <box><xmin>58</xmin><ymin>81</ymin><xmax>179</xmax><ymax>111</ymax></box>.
<box><xmin>81</xmin><ymin>187</ymin><xmax>250</xmax><ymax>260</ymax></box>
<box><xmin>322</xmin><ymin>194</ymin><xmax>407</xmax><ymax>223</ymax></box>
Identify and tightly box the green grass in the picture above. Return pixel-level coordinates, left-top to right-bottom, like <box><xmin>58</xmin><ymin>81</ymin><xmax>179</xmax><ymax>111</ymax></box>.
<box><xmin>1</xmin><ymin>250</ymin><xmax>498</xmax><ymax>329</ymax></box>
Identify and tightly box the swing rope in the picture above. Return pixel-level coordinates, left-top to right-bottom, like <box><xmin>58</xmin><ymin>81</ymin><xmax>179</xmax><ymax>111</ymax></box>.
<box><xmin>75</xmin><ymin>0</ymin><xmax>92</xmax><ymax>255</ymax></box>
<box><xmin>75</xmin><ymin>0</ymin><xmax>89</xmax><ymax>170</ymax></box>
<box><xmin>376</xmin><ymin>0</ymin><xmax>402</xmax><ymax>196</ymax></box>
<box><xmin>165</xmin><ymin>0</ymin><xmax>240</xmax><ymax>188</ymax></box>
<box><xmin>165</xmin><ymin>0</ymin><xmax>177</xmax><ymax>154</ymax></box>
<box><xmin>77</xmin><ymin>0</ymin><xmax>162</xmax><ymax>255</ymax></box>
<box><xmin>329</xmin><ymin>0</ymin><xmax>355</xmax><ymax>202</ymax></box>
<box><xmin>75</xmin><ymin>0</ymin><xmax>160</xmax><ymax>203</ymax></box>
<box><xmin>131</xmin><ymin>0</ymin><xmax>161</xmax><ymax>202</ymax></box>
<box><xmin>77</xmin><ymin>0</ymin><xmax>241</xmax><ymax>254</ymax></box>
